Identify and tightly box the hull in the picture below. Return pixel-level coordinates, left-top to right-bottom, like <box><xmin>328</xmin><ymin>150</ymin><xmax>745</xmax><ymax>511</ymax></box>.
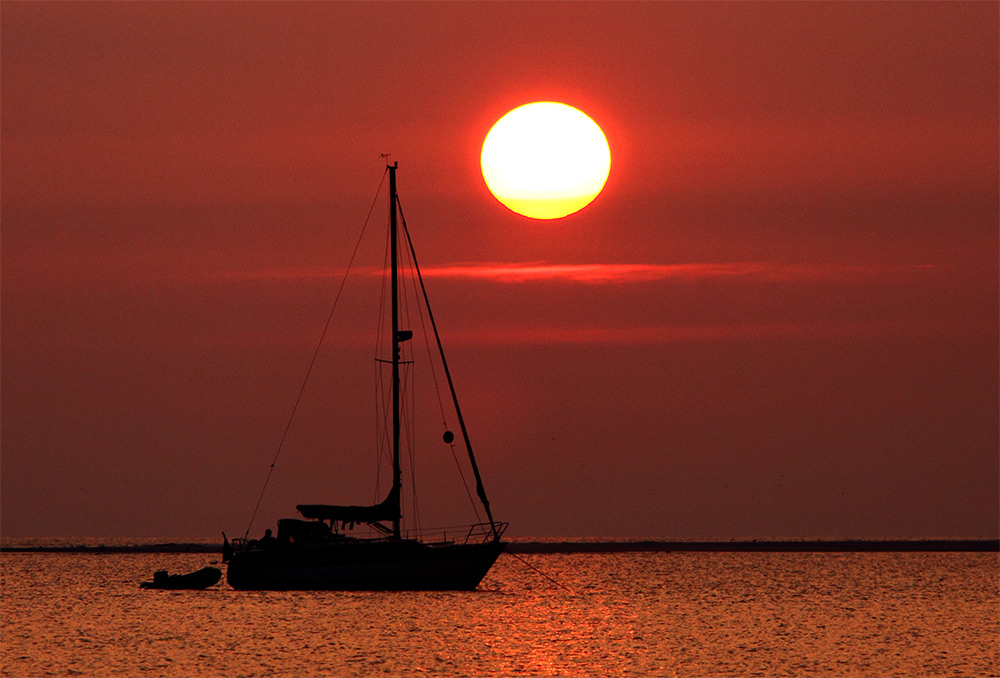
<box><xmin>226</xmin><ymin>539</ymin><xmax>505</xmax><ymax>591</ymax></box>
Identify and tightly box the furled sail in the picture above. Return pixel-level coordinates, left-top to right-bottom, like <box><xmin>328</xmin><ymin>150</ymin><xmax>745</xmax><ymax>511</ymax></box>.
<box><xmin>296</xmin><ymin>486</ymin><xmax>399</xmax><ymax>524</ymax></box>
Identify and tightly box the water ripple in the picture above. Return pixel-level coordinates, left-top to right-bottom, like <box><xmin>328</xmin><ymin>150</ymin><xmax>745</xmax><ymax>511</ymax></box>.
<box><xmin>2</xmin><ymin>551</ymin><xmax>996</xmax><ymax>677</ymax></box>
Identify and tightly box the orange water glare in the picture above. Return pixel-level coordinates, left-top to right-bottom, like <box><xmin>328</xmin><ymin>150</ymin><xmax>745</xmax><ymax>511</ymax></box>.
<box><xmin>481</xmin><ymin>102</ymin><xmax>611</xmax><ymax>219</ymax></box>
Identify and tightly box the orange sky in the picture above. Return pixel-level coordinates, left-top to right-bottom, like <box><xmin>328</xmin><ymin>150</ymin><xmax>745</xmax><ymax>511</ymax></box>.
<box><xmin>2</xmin><ymin>1</ymin><xmax>997</xmax><ymax>539</ymax></box>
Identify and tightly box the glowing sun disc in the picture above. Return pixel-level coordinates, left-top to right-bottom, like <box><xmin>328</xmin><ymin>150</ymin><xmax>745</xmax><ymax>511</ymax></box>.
<box><xmin>481</xmin><ymin>102</ymin><xmax>611</xmax><ymax>219</ymax></box>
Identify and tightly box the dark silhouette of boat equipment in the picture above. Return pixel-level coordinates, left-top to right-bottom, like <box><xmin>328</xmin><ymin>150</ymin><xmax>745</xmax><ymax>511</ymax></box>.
<box><xmin>140</xmin><ymin>567</ymin><xmax>222</xmax><ymax>590</ymax></box>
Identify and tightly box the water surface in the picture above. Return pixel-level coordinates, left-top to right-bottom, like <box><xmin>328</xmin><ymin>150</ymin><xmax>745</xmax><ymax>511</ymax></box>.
<box><xmin>2</xmin><ymin>550</ymin><xmax>996</xmax><ymax>676</ymax></box>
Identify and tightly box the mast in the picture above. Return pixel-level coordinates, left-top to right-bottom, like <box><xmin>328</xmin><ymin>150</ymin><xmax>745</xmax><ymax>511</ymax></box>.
<box><xmin>389</xmin><ymin>161</ymin><xmax>402</xmax><ymax>540</ymax></box>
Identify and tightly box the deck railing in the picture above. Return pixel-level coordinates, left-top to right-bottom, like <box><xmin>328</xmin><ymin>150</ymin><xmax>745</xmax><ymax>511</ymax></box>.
<box><xmin>401</xmin><ymin>521</ymin><xmax>508</xmax><ymax>545</ymax></box>
<box><xmin>227</xmin><ymin>521</ymin><xmax>508</xmax><ymax>557</ymax></box>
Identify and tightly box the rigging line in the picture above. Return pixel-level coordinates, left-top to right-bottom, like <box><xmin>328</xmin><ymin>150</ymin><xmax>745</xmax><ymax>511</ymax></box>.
<box><xmin>403</xmin><ymin>226</ymin><xmax>450</xmax><ymax>426</ymax></box>
<box><xmin>507</xmin><ymin>551</ymin><xmax>578</xmax><ymax>595</ymax></box>
<box><xmin>373</xmin><ymin>359</ymin><xmax>386</xmax><ymax>502</ymax></box>
<box><xmin>401</xmin><ymin>367</ymin><xmax>422</xmax><ymax>534</ymax></box>
<box><xmin>242</xmin><ymin>166</ymin><xmax>389</xmax><ymax>541</ymax></box>
<box><xmin>398</xmin><ymin>226</ymin><xmax>474</xmax><ymax>528</ymax></box>
<box><xmin>398</xmin><ymin>237</ymin><xmax>482</xmax><ymax>523</ymax></box>
<box><xmin>450</xmin><ymin>442</ymin><xmax>483</xmax><ymax>523</ymax></box>
<box><xmin>397</xmin><ymin>197</ymin><xmax>499</xmax><ymax>538</ymax></box>
<box><xmin>373</xmin><ymin>217</ymin><xmax>393</xmax><ymax>503</ymax></box>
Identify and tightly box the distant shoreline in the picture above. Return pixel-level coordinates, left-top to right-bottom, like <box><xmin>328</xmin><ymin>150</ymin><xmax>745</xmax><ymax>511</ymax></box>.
<box><xmin>2</xmin><ymin>539</ymin><xmax>996</xmax><ymax>554</ymax></box>
<box><xmin>510</xmin><ymin>539</ymin><xmax>1000</xmax><ymax>553</ymax></box>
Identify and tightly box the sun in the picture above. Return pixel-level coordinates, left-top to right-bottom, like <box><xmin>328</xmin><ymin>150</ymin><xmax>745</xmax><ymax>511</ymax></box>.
<box><xmin>481</xmin><ymin>102</ymin><xmax>611</xmax><ymax>220</ymax></box>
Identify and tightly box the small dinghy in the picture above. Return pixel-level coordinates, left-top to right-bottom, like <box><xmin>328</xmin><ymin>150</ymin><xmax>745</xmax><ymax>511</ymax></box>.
<box><xmin>140</xmin><ymin>566</ymin><xmax>221</xmax><ymax>590</ymax></box>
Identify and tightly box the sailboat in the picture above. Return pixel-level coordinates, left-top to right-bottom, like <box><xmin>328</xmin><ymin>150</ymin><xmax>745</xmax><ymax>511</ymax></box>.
<box><xmin>223</xmin><ymin>162</ymin><xmax>506</xmax><ymax>590</ymax></box>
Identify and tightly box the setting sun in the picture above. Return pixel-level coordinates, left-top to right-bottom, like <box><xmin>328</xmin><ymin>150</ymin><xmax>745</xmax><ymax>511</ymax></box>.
<box><xmin>481</xmin><ymin>102</ymin><xmax>611</xmax><ymax>219</ymax></box>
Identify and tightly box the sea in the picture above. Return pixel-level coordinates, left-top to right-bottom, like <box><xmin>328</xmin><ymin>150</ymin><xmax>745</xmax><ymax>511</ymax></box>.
<box><xmin>1</xmin><ymin>539</ymin><xmax>997</xmax><ymax>677</ymax></box>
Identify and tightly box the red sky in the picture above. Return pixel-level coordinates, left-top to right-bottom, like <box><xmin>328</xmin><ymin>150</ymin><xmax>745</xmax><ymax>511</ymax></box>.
<box><xmin>2</xmin><ymin>2</ymin><xmax>996</xmax><ymax>540</ymax></box>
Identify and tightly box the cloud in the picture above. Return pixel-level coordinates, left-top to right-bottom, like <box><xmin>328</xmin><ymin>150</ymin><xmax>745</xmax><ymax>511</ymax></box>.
<box><xmin>445</xmin><ymin>319</ymin><xmax>989</xmax><ymax>345</ymax></box>
<box><xmin>415</xmin><ymin>262</ymin><xmax>938</xmax><ymax>284</ymax></box>
<box><xmin>200</xmin><ymin>262</ymin><xmax>935</xmax><ymax>285</ymax></box>
<box><xmin>418</xmin><ymin>262</ymin><xmax>759</xmax><ymax>283</ymax></box>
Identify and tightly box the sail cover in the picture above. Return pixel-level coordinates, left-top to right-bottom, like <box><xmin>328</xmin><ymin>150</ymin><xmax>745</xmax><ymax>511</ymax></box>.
<box><xmin>296</xmin><ymin>487</ymin><xmax>399</xmax><ymax>524</ymax></box>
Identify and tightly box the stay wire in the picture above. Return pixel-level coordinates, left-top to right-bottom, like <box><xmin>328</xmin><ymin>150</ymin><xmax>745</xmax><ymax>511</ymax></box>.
<box><xmin>373</xmin><ymin>225</ymin><xmax>393</xmax><ymax>506</ymax></box>
<box><xmin>397</xmin><ymin>198</ymin><xmax>497</xmax><ymax>535</ymax></box>
<box><xmin>395</xmin><ymin>198</ymin><xmax>483</xmax><ymax>524</ymax></box>
<box><xmin>243</xmin><ymin>167</ymin><xmax>389</xmax><ymax>541</ymax></box>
